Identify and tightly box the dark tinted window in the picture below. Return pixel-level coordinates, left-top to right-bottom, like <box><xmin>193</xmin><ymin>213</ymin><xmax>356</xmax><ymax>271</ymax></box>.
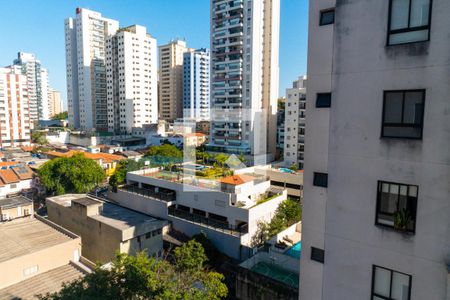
<box><xmin>320</xmin><ymin>9</ymin><xmax>335</xmax><ymax>26</ymax></box>
<box><xmin>382</xmin><ymin>90</ymin><xmax>425</xmax><ymax>139</ymax></box>
<box><xmin>311</xmin><ymin>247</ymin><xmax>325</xmax><ymax>263</ymax></box>
<box><xmin>316</xmin><ymin>93</ymin><xmax>331</xmax><ymax>108</ymax></box>
<box><xmin>313</xmin><ymin>172</ymin><xmax>328</xmax><ymax>187</ymax></box>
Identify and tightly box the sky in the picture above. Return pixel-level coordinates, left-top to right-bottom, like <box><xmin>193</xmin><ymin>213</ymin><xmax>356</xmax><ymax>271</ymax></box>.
<box><xmin>0</xmin><ymin>0</ymin><xmax>308</xmax><ymax>108</ymax></box>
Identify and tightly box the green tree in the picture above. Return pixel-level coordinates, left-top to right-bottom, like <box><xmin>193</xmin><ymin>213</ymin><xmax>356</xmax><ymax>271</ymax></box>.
<box><xmin>38</xmin><ymin>241</ymin><xmax>228</xmax><ymax>300</ymax></box>
<box><xmin>251</xmin><ymin>199</ymin><xmax>302</xmax><ymax>247</ymax></box>
<box><xmin>51</xmin><ymin>111</ymin><xmax>68</xmax><ymax>120</ymax></box>
<box><xmin>289</xmin><ymin>162</ymin><xmax>298</xmax><ymax>171</ymax></box>
<box><xmin>109</xmin><ymin>159</ymin><xmax>145</xmax><ymax>190</ymax></box>
<box><xmin>146</xmin><ymin>144</ymin><xmax>183</xmax><ymax>159</ymax></box>
<box><xmin>31</xmin><ymin>131</ymin><xmax>48</xmax><ymax>145</ymax></box>
<box><xmin>38</xmin><ymin>154</ymin><xmax>105</xmax><ymax>195</ymax></box>
<box><xmin>214</xmin><ymin>153</ymin><xmax>229</xmax><ymax>168</ymax></box>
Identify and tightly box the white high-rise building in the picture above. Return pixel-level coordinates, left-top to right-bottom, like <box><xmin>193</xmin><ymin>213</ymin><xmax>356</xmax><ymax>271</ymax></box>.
<box><xmin>13</xmin><ymin>52</ymin><xmax>51</xmax><ymax>122</ymax></box>
<box><xmin>209</xmin><ymin>0</ymin><xmax>280</xmax><ymax>162</ymax></box>
<box><xmin>105</xmin><ymin>25</ymin><xmax>158</xmax><ymax>134</ymax></box>
<box><xmin>183</xmin><ymin>48</ymin><xmax>210</xmax><ymax>121</ymax></box>
<box><xmin>300</xmin><ymin>1</ymin><xmax>450</xmax><ymax>300</ymax></box>
<box><xmin>65</xmin><ymin>7</ymin><xmax>119</xmax><ymax>131</ymax></box>
<box><xmin>0</xmin><ymin>67</ymin><xmax>31</xmax><ymax>147</ymax></box>
<box><xmin>283</xmin><ymin>76</ymin><xmax>306</xmax><ymax>170</ymax></box>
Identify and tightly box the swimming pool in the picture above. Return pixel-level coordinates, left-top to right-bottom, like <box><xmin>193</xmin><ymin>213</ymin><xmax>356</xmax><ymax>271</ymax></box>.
<box><xmin>285</xmin><ymin>241</ymin><xmax>301</xmax><ymax>259</ymax></box>
<box><xmin>278</xmin><ymin>167</ymin><xmax>295</xmax><ymax>174</ymax></box>
<box><xmin>251</xmin><ymin>262</ymin><xmax>299</xmax><ymax>288</ymax></box>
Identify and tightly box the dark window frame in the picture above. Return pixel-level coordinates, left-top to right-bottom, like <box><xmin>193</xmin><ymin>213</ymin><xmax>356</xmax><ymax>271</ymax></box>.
<box><xmin>313</xmin><ymin>172</ymin><xmax>328</xmax><ymax>188</ymax></box>
<box><xmin>316</xmin><ymin>93</ymin><xmax>332</xmax><ymax>108</ymax></box>
<box><xmin>375</xmin><ymin>180</ymin><xmax>418</xmax><ymax>234</ymax></box>
<box><xmin>381</xmin><ymin>89</ymin><xmax>426</xmax><ymax>139</ymax></box>
<box><xmin>319</xmin><ymin>8</ymin><xmax>335</xmax><ymax>26</ymax></box>
<box><xmin>311</xmin><ymin>247</ymin><xmax>325</xmax><ymax>263</ymax></box>
<box><xmin>371</xmin><ymin>265</ymin><xmax>412</xmax><ymax>300</ymax></box>
<box><xmin>387</xmin><ymin>0</ymin><xmax>433</xmax><ymax>46</ymax></box>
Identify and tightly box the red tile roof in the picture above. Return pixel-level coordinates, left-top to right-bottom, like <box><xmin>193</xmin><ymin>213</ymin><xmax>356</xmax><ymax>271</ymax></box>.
<box><xmin>219</xmin><ymin>174</ymin><xmax>254</xmax><ymax>185</ymax></box>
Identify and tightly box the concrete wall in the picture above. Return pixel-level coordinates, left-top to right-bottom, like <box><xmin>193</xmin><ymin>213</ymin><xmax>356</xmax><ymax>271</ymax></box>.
<box><xmin>0</xmin><ymin>179</ymin><xmax>32</xmax><ymax>198</ymax></box>
<box><xmin>0</xmin><ymin>221</ymin><xmax>81</xmax><ymax>289</ymax></box>
<box><xmin>301</xmin><ymin>1</ymin><xmax>450</xmax><ymax>300</ymax></box>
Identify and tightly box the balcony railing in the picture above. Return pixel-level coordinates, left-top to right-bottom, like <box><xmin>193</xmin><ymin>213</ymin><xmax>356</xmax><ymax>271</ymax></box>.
<box><xmin>119</xmin><ymin>185</ymin><xmax>176</xmax><ymax>202</ymax></box>
<box><xmin>168</xmin><ymin>206</ymin><xmax>248</xmax><ymax>237</ymax></box>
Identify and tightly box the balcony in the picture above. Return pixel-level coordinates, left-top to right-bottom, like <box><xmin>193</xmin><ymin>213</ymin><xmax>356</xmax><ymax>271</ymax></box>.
<box><xmin>168</xmin><ymin>206</ymin><xmax>248</xmax><ymax>237</ymax></box>
<box><xmin>119</xmin><ymin>184</ymin><xmax>176</xmax><ymax>202</ymax></box>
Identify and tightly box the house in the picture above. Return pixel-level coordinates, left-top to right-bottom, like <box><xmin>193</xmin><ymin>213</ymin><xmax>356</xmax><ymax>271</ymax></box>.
<box><xmin>0</xmin><ymin>165</ymin><xmax>34</xmax><ymax>198</ymax></box>
<box><xmin>46</xmin><ymin>150</ymin><xmax>125</xmax><ymax>177</ymax></box>
<box><xmin>0</xmin><ymin>196</ymin><xmax>33</xmax><ymax>222</ymax></box>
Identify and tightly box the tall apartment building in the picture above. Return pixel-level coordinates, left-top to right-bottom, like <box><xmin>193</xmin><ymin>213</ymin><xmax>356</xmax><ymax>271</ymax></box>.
<box><xmin>183</xmin><ymin>48</ymin><xmax>210</xmax><ymax>121</ymax></box>
<box><xmin>106</xmin><ymin>25</ymin><xmax>158</xmax><ymax>134</ymax></box>
<box><xmin>300</xmin><ymin>1</ymin><xmax>450</xmax><ymax>300</ymax></box>
<box><xmin>65</xmin><ymin>7</ymin><xmax>119</xmax><ymax>131</ymax></box>
<box><xmin>0</xmin><ymin>67</ymin><xmax>31</xmax><ymax>147</ymax></box>
<box><xmin>284</xmin><ymin>76</ymin><xmax>306</xmax><ymax>170</ymax></box>
<box><xmin>209</xmin><ymin>0</ymin><xmax>280</xmax><ymax>161</ymax></box>
<box><xmin>159</xmin><ymin>40</ymin><xmax>192</xmax><ymax>121</ymax></box>
<box><xmin>13</xmin><ymin>52</ymin><xmax>51</xmax><ymax>122</ymax></box>
<box><xmin>49</xmin><ymin>89</ymin><xmax>62</xmax><ymax>117</ymax></box>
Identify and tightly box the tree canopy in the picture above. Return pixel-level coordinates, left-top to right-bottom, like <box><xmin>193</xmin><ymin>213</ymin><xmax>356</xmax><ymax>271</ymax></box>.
<box><xmin>38</xmin><ymin>154</ymin><xmax>105</xmax><ymax>195</ymax></box>
<box><xmin>51</xmin><ymin>111</ymin><xmax>68</xmax><ymax>120</ymax></box>
<box><xmin>109</xmin><ymin>159</ymin><xmax>145</xmax><ymax>190</ymax></box>
<box><xmin>145</xmin><ymin>144</ymin><xmax>183</xmax><ymax>167</ymax></box>
<box><xmin>251</xmin><ymin>198</ymin><xmax>302</xmax><ymax>247</ymax></box>
<box><xmin>38</xmin><ymin>240</ymin><xmax>228</xmax><ymax>300</ymax></box>
<box><xmin>31</xmin><ymin>131</ymin><xmax>48</xmax><ymax>145</ymax></box>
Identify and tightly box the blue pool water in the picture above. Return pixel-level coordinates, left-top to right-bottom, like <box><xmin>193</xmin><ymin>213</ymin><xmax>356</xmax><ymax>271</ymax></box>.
<box><xmin>278</xmin><ymin>167</ymin><xmax>295</xmax><ymax>174</ymax></box>
<box><xmin>285</xmin><ymin>241</ymin><xmax>301</xmax><ymax>259</ymax></box>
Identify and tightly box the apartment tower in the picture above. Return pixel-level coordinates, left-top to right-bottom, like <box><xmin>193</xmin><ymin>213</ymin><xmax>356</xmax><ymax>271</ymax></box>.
<box><xmin>0</xmin><ymin>67</ymin><xmax>31</xmax><ymax>147</ymax></box>
<box><xmin>13</xmin><ymin>52</ymin><xmax>51</xmax><ymax>122</ymax></box>
<box><xmin>183</xmin><ymin>48</ymin><xmax>211</xmax><ymax>121</ymax></box>
<box><xmin>209</xmin><ymin>0</ymin><xmax>280</xmax><ymax>161</ymax></box>
<box><xmin>106</xmin><ymin>25</ymin><xmax>158</xmax><ymax>134</ymax></box>
<box><xmin>158</xmin><ymin>39</ymin><xmax>192</xmax><ymax>121</ymax></box>
<box><xmin>65</xmin><ymin>7</ymin><xmax>119</xmax><ymax>130</ymax></box>
<box><xmin>283</xmin><ymin>76</ymin><xmax>306</xmax><ymax>170</ymax></box>
<box><xmin>300</xmin><ymin>1</ymin><xmax>450</xmax><ymax>299</ymax></box>
<box><xmin>49</xmin><ymin>89</ymin><xmax>62</xmax><ymax>117</ymax></box>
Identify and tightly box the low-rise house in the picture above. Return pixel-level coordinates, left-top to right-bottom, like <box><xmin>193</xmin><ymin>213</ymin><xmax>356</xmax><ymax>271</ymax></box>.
<box><xmin>108</xmin><ymin>166</ymin><xmax>288</xmax><ymax>260</ymax></box>
<box><xmin>46</xmin><ymin>194</ymin><xmax>167</xmax><ymax>263</ymax></box>
<box><xmin>116</xmin><ymin>150</ymin><xmax>144</xmax><ymax>162</ymax></box>
<box><xmin>149</xmin><ymin>133</ymin><xmax>207</xmax><ymax>148</ymax></box>
<box><xmin>46</xmin><ymin>150</ymin><xmax>125</xmax><ymax>177</ymax></box>
<box><xmin>0</xmin><ymin>216</ymin><xmax>84</xmax><ymax>292</ymax></box>
<box><xmin>0</xmin><ymin>196</ymin><xmax>33</xmax><ymax>222</ymax></box>
<box><xmin>0</xmin><ymin>164</ymin><xmax>34</xmax><ymax>198</ymax></box>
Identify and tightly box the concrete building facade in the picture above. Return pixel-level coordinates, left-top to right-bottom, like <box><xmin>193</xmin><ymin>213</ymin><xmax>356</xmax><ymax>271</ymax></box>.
<box><xmin>209</xmin><ymin>0</ymin><xmax>280</xmax><ymax>160</ymax></box>
<box><xmin>159</xmin><ymin>39</ymin><xmax>192</xmax><ymax>121</ymax></box>
<box><xmin>65</xmin><ymin>7</ymin><xmax>119</xmax><ymax>131</ymax></box>
<box><xmin>108</xmin><ymin>167</ymin><xmax>287</xmax><ymax>259</ymax></box>
<box><xmin>49</xmin><ymin>89</ymin><xmax>63</xmax><ymax>117</ymax></box>
<box><xmin>13</xmin><ymin>52</ymin><xmax>52</xmax><ymax>122</ymax></box>
<box><xmin>300</xmin><ymin>1</ymin><xmax>450</xmax><ymax>300</ymax></box>
<box><xmin>0</xmin><ymin>67</ymin><xmax>31</xmax><ymax>147</ymax></box>
<box><xmin>0</xmin><ymin>196</ymin><xmax>33</xmax><ymax>222</ymax></box>
<box><xmin>183</xmin><ymin>48</ymin><xmax>211</xmax><ymax>121</ymax></box>
<box><xmin>106</xmin><ymin>25</ymin><xmax>158</xmax><ymax>134</ymax></box>
<box><xmin>284</xmin><ymin>76</ymin><xmax>306</xmax><ymax>170</ymax></box>
<box><xmin>47</xmin><ymin>194</ymin><xmax>167</xmax><ymax>263</ymax></box>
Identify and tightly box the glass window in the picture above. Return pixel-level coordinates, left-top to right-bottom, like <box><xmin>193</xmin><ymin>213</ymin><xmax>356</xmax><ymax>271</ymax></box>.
<box><xmin>313</xmin><ymin>172</ymin><xmax>328</xmax><ymax>188</ymax></box>
<box><xmin>376</xmin><ymin>181</ymin><xmax>418</xmax><ymax>233</ymax></box>
<box><xmin>382</xmin><ymin>90</ymin><xmax>425</xmax><ymax>139</ymax></box>
<box><xmin>388</xmin><ymin>0</ymin><xmax>431</xmax><ymax>45</ymax></box>
<box><xmin>316</xmin><ymin>93</ymin><xmax>332</xmax><ymax>108</ymax></box>
<box><xmin>311</xmin><ymin>247</ymin><xmax>325</xmax><ymax>263</ymax></box>
<box><xmin>372</xmin><ymin>265</ymin><xmax>411</xmax><ymax>300</ymax></box>
<box><xmin>319</xmin><ymin>9</ymin><xmax>335</xmax><ymax>26</ymax></box>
